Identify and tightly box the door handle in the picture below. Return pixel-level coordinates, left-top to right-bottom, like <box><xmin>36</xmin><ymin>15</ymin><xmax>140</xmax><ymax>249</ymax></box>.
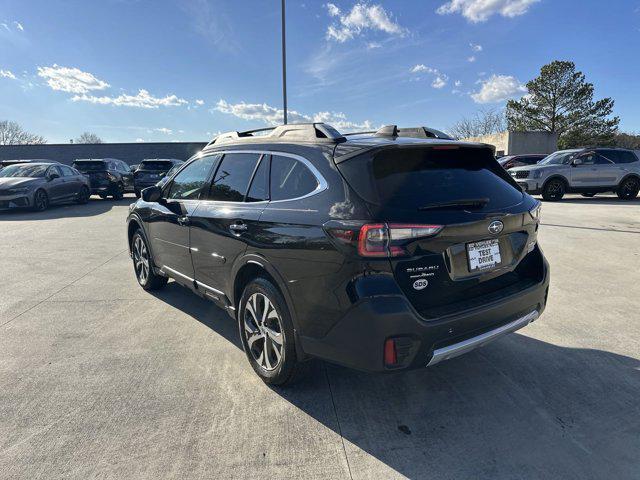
<box><xmin>229</xmin><ymin>222</ymin><xmax>248</xmax><ymax>233</ymax></box>
<box><xmin>177</xmin><ymin>216</ymin><xmax>190</xmax><ymax>226</ymax></box>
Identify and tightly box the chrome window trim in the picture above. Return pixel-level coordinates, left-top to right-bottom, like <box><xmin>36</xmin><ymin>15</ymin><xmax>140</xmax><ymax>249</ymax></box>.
<box><xmin>197</xmin><ymin>149</ymin><xmax>328</xmax><ymax>205</ymax></box>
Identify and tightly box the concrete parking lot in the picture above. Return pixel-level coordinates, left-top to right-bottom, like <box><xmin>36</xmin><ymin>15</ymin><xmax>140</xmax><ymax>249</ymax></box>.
<box><xmin>1</xmin><ymin>195</ymin><xmax>639</xmax><ymax>480</ymax></box>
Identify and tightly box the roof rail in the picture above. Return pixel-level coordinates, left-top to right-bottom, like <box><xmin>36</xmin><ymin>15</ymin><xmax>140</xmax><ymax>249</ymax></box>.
<box><xmin>344</xmin><ymin>125</ymin><xmax>454</xmax><ymax>140</ymax></box>
<box><xmin>206</xmin><ymin>123</ymin><xmax>346</xmax><ymax>146</ymax></box>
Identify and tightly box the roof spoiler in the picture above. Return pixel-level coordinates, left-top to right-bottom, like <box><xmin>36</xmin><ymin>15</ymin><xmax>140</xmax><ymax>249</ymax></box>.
<box><xmin>207</xmin><ymin>123</ymin><xmax>346</xmax><ymax>146</ymax></box>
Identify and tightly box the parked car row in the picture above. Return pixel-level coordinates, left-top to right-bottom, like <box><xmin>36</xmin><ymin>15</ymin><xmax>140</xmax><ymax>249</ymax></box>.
<box><xmin>0</xmin><ymin>157</ymin><xmax>185</xmax><ymax>211</ymax></box>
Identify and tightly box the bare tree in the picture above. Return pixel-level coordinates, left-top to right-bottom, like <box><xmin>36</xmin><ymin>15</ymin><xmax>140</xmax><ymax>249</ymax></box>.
<box><xmin>614</xmin><ymin>132</ymin><xmax>640</xmax><ymax>150</ymax></box>
<box><xmin>448</xmin><ymin>108</ymin><xmax>506</xmax><ymax>139</ymax></box>
<box><xmin>0</xmin><ymin>120</ymin><xmax>47</xmax><ymax>145</ymax></box>
<box><xmin>76</xmin><ymin>132</ymin><xmax>104</xmax><ymax>144</ymax></box>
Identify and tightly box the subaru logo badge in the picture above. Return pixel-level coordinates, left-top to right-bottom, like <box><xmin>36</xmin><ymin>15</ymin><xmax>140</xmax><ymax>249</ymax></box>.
<box><xmin>488</xmin><ymin>220</ymin><xmax>504</xmax><ymax>235</ymax></box>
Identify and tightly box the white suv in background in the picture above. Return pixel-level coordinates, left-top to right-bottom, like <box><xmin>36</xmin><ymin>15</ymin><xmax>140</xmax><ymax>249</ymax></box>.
<box><xmin>509</xmin><ymin>148</ymin><xmax>640</xmax><ymax>201</ymax></box>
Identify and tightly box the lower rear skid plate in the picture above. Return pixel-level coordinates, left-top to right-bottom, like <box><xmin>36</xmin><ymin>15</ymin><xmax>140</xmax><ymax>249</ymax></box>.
<box><xmin>427</xmin><ymin>309</ymin><xmax>539</xmax><ymax>366</ymax></box>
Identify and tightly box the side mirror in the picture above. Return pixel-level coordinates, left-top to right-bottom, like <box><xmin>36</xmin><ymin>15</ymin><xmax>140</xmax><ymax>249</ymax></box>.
<box><xmin>141</xmin><ymin>185</ymin><xmax>162</xmax><ymax>202</ymax></box>
<box><xmin>48</xmin><ymin>172</ymin><xmax>60</xmax><ymax>181</ymax></box>
<box><xmin>572</xmin><ymin>158</ymin><xmax>583</xmax><ymax>166</ymax></box>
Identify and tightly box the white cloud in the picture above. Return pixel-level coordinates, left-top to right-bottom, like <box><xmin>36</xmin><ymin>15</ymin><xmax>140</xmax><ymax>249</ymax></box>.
<box><xmin>471</xmin><ymin>74</ymin><xmax>527</xmax><ymax>103</ymax></box>
<box><xmin>410</xmin><ymin>64</ymin><xmax>448</xmax><ymax>88</ymax></box>
<box><xmin>326</xmin><ymin>2</ymin><xmax>341</xmax><ymax>17</ymax></box>
<box><xmin>432</xmin><ymin>75</ymin><xmax>448</xmax><ymax>89</ymax></box>
<box><xmin>152</xmin><ymin>127</ymin><xmax>173</xmax><ymax>135</ymax></box>
<box><xmin>455</xmin><ymin>80</ymin><xmax>462</xmax><ymax>87</ymax></box>
<box><xmin>467</xmin><ymin>56</ymin><xmax>476</xmax><ymax>63</ymax></box>
<box><xmin>214</xmin><ymin>99</ymin><xmax>373</xmax><ymax>131</ymax></box>
<box><xmin>13</xmin><ymin>21</ymin><xmax>24</xmax><ymax>31</ymax></box>
<box><xmin>72</xmin><ymin>89</ymin><xmax>188</xmax><ymax>109</ymax></box>
<box><xmin>0</xmin><ymin>69</ymin><xmax>17</xmax><ymax>80</ymax></box>
<box><xmin>1</xmin><ymin>23</ymin><xmax>10</xmax><ymax>32</ymax></box>
<box><xmin>366</xmin><ymin>41</ymin><xmax>382</xmax><ymax>49</ymax></box>
<box><xmin>325</xmin><ymin>3</ymin><xmax>406</xmax><ymax>43</ymax></box>
<box><xmin>135</xmin><ymin>138</ymin><xmax>145</xmax><ymax>143</ymax></box>
<box><xmin>37</xmin><ymin>65</ymin><xmax>110</xmax><ymax>94</ymax></box>
<box><xmin>411</xmin><ymin>64</ymin><xmax>433</xmax><ymax>74</ymax></box>
<box><xmin>195</xmin><ymin>99</ymin><xmax>205</xmax><ymax>105</ymax></box>
<box><xmin>437</xmin><ymin>0</ymin><xmax>539</xmax><ymax>22</ymax></box>
<box><xmin>470</xmin><ymin>42</ymin><xmax>483</xmax><ymax>51</ymax></box>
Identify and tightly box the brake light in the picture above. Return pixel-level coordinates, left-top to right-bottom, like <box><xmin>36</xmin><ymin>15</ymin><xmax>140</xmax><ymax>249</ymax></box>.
<box><xmin>358</xmin><ymin>224</ymin><xmax>388</xmax><ymax>257</ymax></box>
<box><xmin>357</xmin><ymin>223</ymin><xmax>443</xmax><ymax>257</ymax></box>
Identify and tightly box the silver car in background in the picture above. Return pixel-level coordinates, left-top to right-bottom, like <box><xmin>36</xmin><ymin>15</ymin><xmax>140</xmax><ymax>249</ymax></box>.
<box><xmin>509</xmin><ymin>148</ymin><xmax>640</xmax><ymax>201</ymax></box>
<box><xmin>0</xmin><ymin>162</ymin><xmax>91</xmax><ymax>211</ymax></box>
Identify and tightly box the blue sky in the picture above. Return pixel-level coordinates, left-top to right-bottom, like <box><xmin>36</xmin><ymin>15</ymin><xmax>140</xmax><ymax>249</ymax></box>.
<box><xmin>1</xmin><ymin>0</ymin><xmax>639</xmax><ymax>143</ymax></box>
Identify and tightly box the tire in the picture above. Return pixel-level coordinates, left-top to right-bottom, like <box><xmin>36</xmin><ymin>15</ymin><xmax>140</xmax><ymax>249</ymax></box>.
<box><xmin>99</xmin><ymin>194</ymin><xmax>108</xmax><ymax>200</ymax></box>
<box><xmin>32</xmin><ymin>189</ymin><xmax>49</xmax><ymax>211</ymax></box>
<box><xmin>134</xmin><ymin>189</ymin><xmax>141</xmax><ymax>199</ymax></box>
<box><xmin>542</xmin><ymin>178</ymin><xmax>566</xmax><ymax>201</ymax></box>
<box><xmin>131</xmin><ymin>231</ymin><xmax>168</xmax><ymax>291</ymax></box>
<box><xmin>112</xmin><ymin>183</ymin><xmax>124</xmax><ymax>200</ymax></box>
<box><xmin>76</xmin><ymin>186</ymin><xmax>90</xmax><ymax>204</ymax></box>
<box><xmin>581</xmin><ymin>193</ymin><xmax>596</xmax><ymax>198</ymax></box>
<box><xmin>616</xmin><ymin>177</ymin><xmax>640</xmax><ymax>200</ymax></box>
<box><xmin>238</xmin><ymin>277</ymin><xmax>303</xmax><ymax>386</ymax></box>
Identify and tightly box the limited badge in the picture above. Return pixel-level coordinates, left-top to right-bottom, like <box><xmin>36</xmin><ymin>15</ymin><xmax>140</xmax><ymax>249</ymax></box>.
<box><xmin>413</xmin><ymin>279</ymin><xmax>429</xmax><ymax>290</ymax></box>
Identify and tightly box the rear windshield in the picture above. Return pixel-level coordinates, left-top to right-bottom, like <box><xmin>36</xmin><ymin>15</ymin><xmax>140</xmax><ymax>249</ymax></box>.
<box><xmin>338</xmin><ymin>147</ymin><xmax>524</xmax><ymax>211</ymax></box>
<box><xmin>73</xmin><ymin>161</ymin><xmax>106</xmax><ymax>171</ymax></box>
<box><xmin>139</xmin><ymin>161</ymin><xmax>173</xmax><ymax>170</ymax></box>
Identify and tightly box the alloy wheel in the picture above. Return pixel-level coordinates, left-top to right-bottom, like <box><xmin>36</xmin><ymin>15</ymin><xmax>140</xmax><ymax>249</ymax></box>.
<box><xmin>132</xmin><ymin>236</ymin><xmax>150</xmax><ymax>285</ymax></box>
<box><xmin>620</xmin><ymin>178</ymin><xmax>639</xmax><ymax>199</ymax></box>
<box><xmin>34</xmin><ymin>190</ymin><xmax>48</xmax><ymax>211</ymax></box>
<box><xmin>243</xmin><ymin>293</ymin><xmax>284</xmax><ymax>371</ymax></box>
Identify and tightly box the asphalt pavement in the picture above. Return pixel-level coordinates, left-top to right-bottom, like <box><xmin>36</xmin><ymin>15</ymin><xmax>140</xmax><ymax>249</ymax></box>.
<box><xmin>1</xmin><ymin>195</ymin><xmax>638</xmax><ymax>479</ymax></box>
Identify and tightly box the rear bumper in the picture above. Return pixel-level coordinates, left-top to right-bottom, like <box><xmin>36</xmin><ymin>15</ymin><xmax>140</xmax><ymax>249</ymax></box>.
<box><xmin>299</xmin><ymin>258</ymin><xmax>550</xmax><ymax>373</ymax></box>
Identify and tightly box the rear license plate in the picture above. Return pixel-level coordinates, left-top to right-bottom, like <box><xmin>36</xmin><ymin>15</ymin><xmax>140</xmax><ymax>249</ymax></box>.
<box><xmin>467</xmin><ymin>239</ymin><xmax>501</xmax><ymax>272</ymax></box>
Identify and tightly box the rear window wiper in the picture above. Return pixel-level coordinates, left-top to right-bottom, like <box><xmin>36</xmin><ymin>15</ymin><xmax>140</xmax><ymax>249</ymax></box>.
<box><xmin>418</xmin><ymin>198</ymin><xmax>489</xmax><ymax>211</ymax></box>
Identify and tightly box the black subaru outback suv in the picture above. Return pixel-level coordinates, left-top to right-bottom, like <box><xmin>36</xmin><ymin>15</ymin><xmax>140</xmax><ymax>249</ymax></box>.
<box><xmin>126</xmin><ymin>123</ymin><xmax>549</xmax><ymax>385</ymax></box>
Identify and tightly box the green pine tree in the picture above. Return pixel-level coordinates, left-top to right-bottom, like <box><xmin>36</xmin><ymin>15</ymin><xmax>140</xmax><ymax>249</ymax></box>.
<box><xmin>506</xmin><ymin>61</ymin><xmax>619</xmax><ymax>149</ymax></box>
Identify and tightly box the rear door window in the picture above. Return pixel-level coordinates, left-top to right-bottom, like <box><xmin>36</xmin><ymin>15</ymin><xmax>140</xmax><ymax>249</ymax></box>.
<box><xmin>270</xmin><ymin>155</ymin><xmax>318</xmax><ymax>201</ymax></box>
<box><xmin>600</xmin><ymin>150</ymin><xmax>638</xmax><ymax>164</ymax></box>
<box><xmin>338</xmin><ymin>147</ymin><xmax>523</xmax><ymax>211</ymax></box>
<box><xmin>208</xmin><ymin>153</ymin><xmax>261</xmax><ymax>202</ymax></box>
<box><xmin>60</xmin><ymin>166</ymin><xmax>76</xmax><ymax>176</ymax></box>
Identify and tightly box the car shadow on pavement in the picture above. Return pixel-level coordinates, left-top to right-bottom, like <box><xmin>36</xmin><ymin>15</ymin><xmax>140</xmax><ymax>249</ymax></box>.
<box><xmin>152</xmin><ymin>280</ymin><xmax>640</xmax><ymax>480</ymax></box>
<box><xmin>0</xmin><ymin>196</ymin><xmax>135</xmax><ymax>221</ymax></box>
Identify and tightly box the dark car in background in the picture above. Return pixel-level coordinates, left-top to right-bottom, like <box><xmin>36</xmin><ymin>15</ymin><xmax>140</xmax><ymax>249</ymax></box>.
<box><xmin>72</xmin><ymin>158</ymin><xmax>134</xmax><ymax>199</ymax></box>
<box><xmin>126</xmin><ymin>123</ymin><xmax>549</xmax><ymax>386</ymax></box>
<box><xmin>133</xmin><ymin>158</ymin><xmax>184</xmax><ymax>197</ymax></box>
<box><xmin>0</xmin><ymin>162</ymin><xmax>90</xmax><ymax>211</ymax></box>
<box><xmin>498</xmin><ymin>154</ymin><xmax>547</xmax><ymax>170</ymax></box>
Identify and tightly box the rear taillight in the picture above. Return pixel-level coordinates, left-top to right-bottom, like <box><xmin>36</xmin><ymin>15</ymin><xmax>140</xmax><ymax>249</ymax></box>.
<box><xmin>357</xmin><ymin>223</ymin><xmax>443</xmax><ymax>258</ymax></box>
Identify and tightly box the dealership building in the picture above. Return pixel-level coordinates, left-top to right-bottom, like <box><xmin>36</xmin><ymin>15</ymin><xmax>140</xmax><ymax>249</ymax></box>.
<box><xmin>0</xmin><ymin>142</ymin><xmax>208</xmax><ymax>166</ymax></box>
